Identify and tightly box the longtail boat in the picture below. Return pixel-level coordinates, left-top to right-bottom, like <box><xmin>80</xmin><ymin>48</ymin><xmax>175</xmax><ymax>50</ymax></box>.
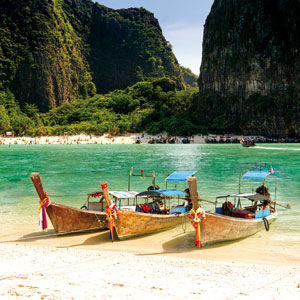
<box><xmin>101</xmin><ymin>171</ymin><xmax>197</xmax><ymax>239</ymax></box>
<box><xmin>30</xmin><ymin>173</ymin><xmax>142</xmax><ymax>234</ymax></box>
<box><xmin>31</xmin><ymin>173</ymin><xmax>109</xmax><ymax>234</ymax></box>
<box><xmin>187</xmin><ymin>164</ymin><xmax>283</xmax><ymax>247</ymax></box>
<box><xmin>240</xmin><ymin>137</ymin><xmax>256</xmax><ymax>147</ymax></box>
<box><xmin>30</xmin><ymin>168</ymin><xmax>162</xmax><ymax>235</ymax></box>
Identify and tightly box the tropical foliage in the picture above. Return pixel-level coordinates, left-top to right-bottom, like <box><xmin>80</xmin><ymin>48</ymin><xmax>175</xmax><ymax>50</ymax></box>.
<box><xmin>0</xmin><ymin>78</ymin><xmax>206</xmax><ymax>136</ymax></box>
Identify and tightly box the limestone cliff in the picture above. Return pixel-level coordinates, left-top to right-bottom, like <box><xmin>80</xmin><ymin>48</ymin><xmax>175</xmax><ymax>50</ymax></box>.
<box><xmin>0</xmin><ymin>0</ymin><xmax>96</xmax><ymax>111</ymax></box>
<box><xmin>0</xmin><ymin>0</ymin><xmax>184</xmax><ymax>111</ymax></box>
<box><xmin>198</xmin><ymin>0</ymin><xmax>300</xmax><ymax>136</ymax></box>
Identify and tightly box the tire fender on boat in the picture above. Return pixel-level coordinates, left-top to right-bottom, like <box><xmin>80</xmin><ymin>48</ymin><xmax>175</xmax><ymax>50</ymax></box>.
<box><xmin>263</xmin><ymin>217</ymin><xmax>269</xmax><ymax>231</ymax></box>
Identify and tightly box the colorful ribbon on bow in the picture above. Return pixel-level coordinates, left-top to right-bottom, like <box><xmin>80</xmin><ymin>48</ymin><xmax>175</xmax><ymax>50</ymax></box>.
<box><xmin>38</xmin><ymin>192</ymin><xmax>51</xmax><ymax>231</ymax></box>
<box><xmin>105</xmin><ymin>203</ymin><xmax>118</xmax><ymax>242</ymax></box>
<box><xmin>189</xmin><ymin>206</ymin><xmax>206</xmax><ymax>248</ymax></box>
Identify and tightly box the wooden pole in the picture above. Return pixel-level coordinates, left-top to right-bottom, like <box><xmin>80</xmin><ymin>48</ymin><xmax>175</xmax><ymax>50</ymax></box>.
<box><xmin>269</xmin><ymin>200</ymin><xmax>291</xmax><ymax>209</ymax></box>
<box><xmin>100</xmin><ymin>182</ymin><xmax>112</xmax><ymax>206</ymax></box>
<box><xmin>30</xmin><ymin>172</ymin><xmax>46</xmax><ymax>201</ymax></box>
<box><xmin>187</xmin><ymin>176</ymin><xmax>199</xmax><ymax>210</ymax></box>
<box><xmin>198</xmin><ymin>197</ymin><xmax>216</xmax><ymax>205</ymax></box>
<box><xmin>128</xmin><ymin>167</ymin><xmax>133</xmax><ymax>191</ymax></box>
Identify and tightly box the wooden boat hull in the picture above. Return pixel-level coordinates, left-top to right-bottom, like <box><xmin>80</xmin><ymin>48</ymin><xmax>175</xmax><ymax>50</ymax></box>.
<box><xmin>242</xmin><ymin>142</ymin><xmax>255</xmax><ymax>147</ymax></box>
<box><xmin>114</xmin><ymin>210</ymin><xmax>189</xmax><ymax>239</ymax></box>
<box><xmin>46</xmin><ymin>203</ymin><xmax>108</xmax><ymax>234</ymax></box>
<box><xmin>200</xmin><ymin>211</ymin><xmax>277</xmax><ymax>247</ymax></box>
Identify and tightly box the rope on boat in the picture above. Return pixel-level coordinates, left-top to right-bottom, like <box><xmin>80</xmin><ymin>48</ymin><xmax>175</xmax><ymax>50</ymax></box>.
<box><xmin>94</xmin><ymin>213</ymin><xmax>105</xmax><ymax>226</ymax></box>
<box><xmin>263</xmin><ymin>217</ymin><xmax>270</xmax><ymax>231</ymax></box>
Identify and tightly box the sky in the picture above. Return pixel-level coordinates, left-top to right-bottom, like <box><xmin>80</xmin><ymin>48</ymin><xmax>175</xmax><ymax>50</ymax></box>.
<box><xmin>97</xmin><ymin>1</ymin><xmax>215</xmax><ymax>75</ymax></box>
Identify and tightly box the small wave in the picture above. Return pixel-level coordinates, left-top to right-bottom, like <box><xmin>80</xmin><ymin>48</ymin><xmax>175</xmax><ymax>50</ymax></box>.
<box><xmin>255</xmin><ymin>146</ymin><xmax>300</xmax><ymax>151</ymax></box>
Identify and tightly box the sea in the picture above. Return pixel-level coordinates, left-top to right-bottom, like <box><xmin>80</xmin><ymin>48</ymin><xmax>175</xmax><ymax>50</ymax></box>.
<box><xmin>0</xmin><ymin>144</ymin><xmax>299</xmax><ymax>262</ymax></box>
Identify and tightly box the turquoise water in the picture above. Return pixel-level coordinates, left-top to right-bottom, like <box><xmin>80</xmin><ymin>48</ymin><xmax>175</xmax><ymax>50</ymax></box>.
<box><xmin>0</xmin><ymin>144</ymin><xmax>299</xmax><ymax>244</ymax></box>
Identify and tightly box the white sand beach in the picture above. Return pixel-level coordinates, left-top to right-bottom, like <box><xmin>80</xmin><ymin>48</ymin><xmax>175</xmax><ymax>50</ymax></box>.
<box><xmin>0</xmin><ymin>242</ymin><xmax>299</xmax><ymax>300</ymax></box>
<box><xmin>1</xmin><ymin>223</ymin><xmax>300</xmax><ymax>300</ymax></box>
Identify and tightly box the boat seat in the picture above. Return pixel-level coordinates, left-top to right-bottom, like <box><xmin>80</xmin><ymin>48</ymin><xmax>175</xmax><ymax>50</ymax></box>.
<box><xmin>136</xmin><ymin>202</ymin><xmax>161</xmax><ymax>214</ymax></box>
<box><xmin>149</xmin><ymin>201</ymin><xmax>161</xmax><ymax>214</ymax></box>
<box><xmin>120</xmin><ymin>205</ymin><xmax>136</xmax><ymax>212</ymax></box>
<box><xmin>169</xmin><ymin>206</ymin><xmax>186</xmax><ymax>215</ymax></box>
<box><xmin>215</xmin><ymin>207</ymin><xmax>223</xmax><ymax>214</ymax></box>
<box><xmin>255</xmin><ymin>208</ymin><xmax>271</xmax><ymax>219</ymax></box>
<box><xmin>88</xmin><ymin>202</ymin><xmax>105</xmax><ymax>212</ymax></box>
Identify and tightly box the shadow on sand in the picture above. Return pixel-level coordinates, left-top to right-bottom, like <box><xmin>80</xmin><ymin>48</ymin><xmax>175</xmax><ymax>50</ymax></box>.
<box><xmin>160</xmin><ymin>231</ymin><xmax>252</xmax><ymax>254</ymax></box>
<box><xmin>14</xmin><ymin>227</ymin><xmax>250</xmax><ymax>255</ymax></box>
<box><xmin>16</xmin><ymin>229</ymin><xmax>110</xmax><ymax>245</ymax></box>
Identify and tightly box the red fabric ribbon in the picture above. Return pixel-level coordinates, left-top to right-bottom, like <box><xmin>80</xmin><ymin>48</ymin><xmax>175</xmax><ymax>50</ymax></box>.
<box><xmin>105</xmin><ymin>204</ymin><xmax>118</xmax><ymax>242</ymax></box>
<box><xmin>189</xmin><ymin>207</ymin><xmax>206</xmax><ymax>248</ymax></box>
<box><xmin>101</xmin><ymin>182</ymin><xmax>108</xmax><ymax>190</ymax></box>
<box><xmin>38</xmin><ymin>192</ymin><xmax>51</xmax><ymax>231</ymax></box>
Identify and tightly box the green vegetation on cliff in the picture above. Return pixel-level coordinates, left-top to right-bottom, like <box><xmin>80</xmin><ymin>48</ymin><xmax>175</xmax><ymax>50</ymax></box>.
<box><xmin>0</xmin><ymin>0</ymin><xmax>186</xmax><ymax>111</ymax></box>
<box><xmin>0</xmin><ymin>78</ymin><xmax>204</xmax><ymax>137</ymax></box>
<box><xmin>86</xmin><ymin>5</ymin><xmax>184</xmax><ymax>93</ymax></box>
<box><xmin>0</xmin><ymin>0</ymin><xmax>96</xmax><ymax>111</ymax></box>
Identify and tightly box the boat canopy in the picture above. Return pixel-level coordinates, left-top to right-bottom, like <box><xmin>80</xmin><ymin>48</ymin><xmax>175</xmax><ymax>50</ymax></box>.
<box><xmin>230</xmin><ymin>193</ymin><xmax>269</xmax><ymax>201</ymax></box>
<box><xmin>242</xmin><ymin>171</ymin><xmax>271</xmax><ymax>180</ymax></box>
<box><xmin>109</xmin><ymin>191</ymin><xmax>143</xmax><ymax>199</ymax></box>
<box><xmin>136</xmin><ymin>189</ymin><xmax>187</xmax><ymax>197</ymax></box>
<box><xmin>231</xmin><ymin>193</ymin><xmax>256</xmax><ymax>198</ymax></box>
<box><xmin>165</xmin><ymin>171</ymin><xmax>196</xmax><ymax>182</ymax></box>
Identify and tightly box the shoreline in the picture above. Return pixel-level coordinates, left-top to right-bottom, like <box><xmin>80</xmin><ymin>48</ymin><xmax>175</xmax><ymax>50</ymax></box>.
<box><xmin>1</xmin><ymin>134</ymin><xmax>298</xmax><ymax>145</ymax></box>
<box><xmin>0</xmin><ymin>133</ymin><xmax>248</xmax><ymax>145</ymax></box>
<box><xmin>0</xmin><ymin>133</ymin><xmax>206</xmax><ymax>145</ymax></box>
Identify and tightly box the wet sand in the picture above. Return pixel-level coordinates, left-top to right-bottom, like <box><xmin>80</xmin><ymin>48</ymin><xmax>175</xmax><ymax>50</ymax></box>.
<box><xmin>1</xmin><ymin>223</ymin><xmax>300</xmax><ymax>266</ymax></box>
<box><xmin>1</xmin><ymin>223</ymin><xmax>300</xmax><ymax>299</ymax></box>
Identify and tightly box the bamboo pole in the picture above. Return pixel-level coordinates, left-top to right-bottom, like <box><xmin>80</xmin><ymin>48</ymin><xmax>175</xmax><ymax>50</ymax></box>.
<box><xmin>100</xmin><ymin>182</ymin><xmax>112</xmax><ymax>206</ymax></box>
<box><xmin>269</xmin><ymin>200</ymin><xmax>291</xmax><ymax>209</ymax></box>
<box><xmin>198</xmin><ymin>197</ymin><xmax>216</xmax><ymax>205</ymax></box>
<box><xmin>30</xmin><ymin>172</ymin><xmax>46</xmax><ymax>201</ymax></box>
<box><xmin>187</xmin><ymin>176</ymin><xmax>199</xmax><ymax>210</ymax></box>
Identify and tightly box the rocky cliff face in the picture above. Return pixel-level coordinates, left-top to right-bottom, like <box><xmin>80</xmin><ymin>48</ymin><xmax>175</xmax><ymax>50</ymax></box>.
<box><xmin>0</xmin><ymin>0</ymin><xmax>184</xmax><ymax>111</ymax></box>
<box><xmin>0</xmin><ymin>0</ymin><xmax>96</xmax><ymax>111</ymax></box>
<box><xmin>198</xmin><ymin>0</ymin><xmax>300</xmax><ymax>136</ymax></box>
<box><xmin>87</xmin><ymin>5</ymin><xmax>183</xmax><ymax>93</ymax></box>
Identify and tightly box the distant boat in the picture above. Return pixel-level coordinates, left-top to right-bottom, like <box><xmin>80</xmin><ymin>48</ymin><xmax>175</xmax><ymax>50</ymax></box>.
<box><xmin>240</xmin><ymin>137</ymin><xmax>256</xmax><ymax>147</ymax></box>
<box><xmin>182</xmin><ymin>136</ymin><xmax>190</xmax><ymax>144</ymax></box>
<box><xmin>148</xmin><ymin>138</ymin><xmax>166</xmax><ymax>144</ymax></box>
<box><xmin>188</xmin><ymin>164</ymin><xmax>280</xmax><ymax>247</ymax></box>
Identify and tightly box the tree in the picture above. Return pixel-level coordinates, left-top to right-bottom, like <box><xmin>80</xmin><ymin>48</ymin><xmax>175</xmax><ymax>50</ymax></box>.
<box><xmin>0</xmin><ymin>105</ymin><xmax>11</xmax><ymax>132</ymax></box>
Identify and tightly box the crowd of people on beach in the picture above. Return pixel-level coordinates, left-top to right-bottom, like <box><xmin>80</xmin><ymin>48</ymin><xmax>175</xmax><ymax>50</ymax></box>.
<box><xmin>0</xmin><ymin>133</ymin><xmax>299</xmax><ymax>145</ymax></box>
<box><xmin>0</xmin><ymin>133</ymin><xmax>199</xmax><ymax>145</ymax></box>
<box><xmin>0</xmin><ymin>135</ymin><xmax>104</xmax><ymax>145</ymax></box>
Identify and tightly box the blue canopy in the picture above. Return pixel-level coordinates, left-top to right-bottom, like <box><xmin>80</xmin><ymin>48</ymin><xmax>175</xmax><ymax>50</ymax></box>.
<box><xmin>135</xmin><ymin>189</ymin><xmax>187</xmax><ymax>197</ymax></box>
<box><xmin>165</xmin><ymin>171</ymin><xmax>196</xmax><ymax>182</ymax></box>
<box><xmin>242</xmin><ymin>171</ymin><xmax>271</xmax><ymax>180</ymax></box>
